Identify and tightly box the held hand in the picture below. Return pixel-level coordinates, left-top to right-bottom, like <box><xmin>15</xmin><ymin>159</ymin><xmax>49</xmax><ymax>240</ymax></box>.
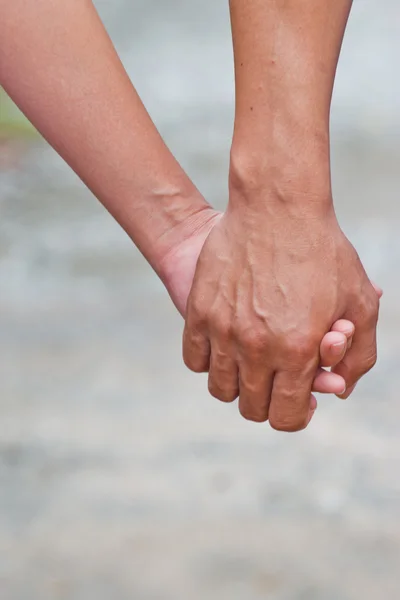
<box><xmin>180</xmin><ymin>202</ymin><xmax>380</xmax><ymax>432</ymax></box>
<box><xmin>159</xmin><ymin>205</ymin><xmax>374</xmax><ymax>425</ymax></box>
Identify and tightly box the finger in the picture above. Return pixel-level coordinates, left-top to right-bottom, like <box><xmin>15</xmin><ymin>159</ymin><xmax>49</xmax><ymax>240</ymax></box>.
<box><xmin>332</xmin><ymin>297</ymin><xmax>379</xmax><ymax>399</ymax></box>
<box><xmin>330</xmin><ymin>319</ymin><xmax>355</xmax><ymax>352</ymax></box>
<box><xmin>371</xmin><ymin>281</ymin><xmax>383</xmax><ymax>299</ymax></box>
<box><xmin>268</xmin><ymin>368</ymin><xmax>315</xmax><ymax>432</ymax></box>
<box><xmin>182</xmin><ymin>323</ymin><xmax>211</xmax><ymax>373</ymax></box>
<box><xmin>320</xmin><ymin>331</ymin><xmax>348</xmax><ymax>368</ymax></box>
<box><xmin>312</xmin><ymin>368</ymin><xmax>346</xmax><ymax>395</ymax></box>
<box><xmin>337</xmin><ymin>382</ymin><xmax>357</xmax><ymax>400</ymax></box>
<box><xmin>237</xmin><ymin>362</ymin><xmax>274</xmax><ymax>423</ymax></box>
<box><xmin>330</xmin><ymin>319</ymin><xmax>355</xmax><ymax>340</ymax></box>
<box><xmin>331</xmin><ymin>284</ymin><xmax>381</xmax><ymax>382</ymax></box>
<box><xmin>208</xmin><ymin>342</ymin><xmax>239</xmax><ymax>403</ymax></box>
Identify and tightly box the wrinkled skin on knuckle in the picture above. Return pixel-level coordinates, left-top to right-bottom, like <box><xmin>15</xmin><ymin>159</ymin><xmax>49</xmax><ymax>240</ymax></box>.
<box><xmin>209</xmin><ymin>381</ymin><xmax>237</xmax><ymax>403</ymax></box>
<box><xmin>269</xmin><ymin>385</ymin><xmax>310</xmax><ymax>432</ymax></box>
<box><xmin>183</xmin><ymin>352</ymin><xmax>207</xmax><ymax>374</ymax></box>
<box><xmin>208</xmin><ymin>357</ymin><xmax>238</xmax><ymax>402</ymax></box>
<box><xmin>190</xmin><ymin>305</ymin><xmax>207</xmax><ymax>329</ymax></box>
<box><xmin>269</xmin><ymin>413</ymin><xmax>308</xmax><ymax>433</ymax></box>
<box><xmin>239</xmin><ymin>406</ymin><xmax>268</xmax><ymax>423</ymax></box>
<box><xmin>187</xmin><ymin>287</ymin><xmax>209</xmax><ymax>325</ymax></box>
<box><xmin>281</xmin><ymin>333</ymin><xmax>319</xmax><ymax>369</ymax></box>
<box><xmin>211</xmin><ymin>314</ymin><xmax>234</xmax><ymax>342</ymax></box>
<box><xmin>238</xmin><ymin>377</ymin><xmax>270</xmax><ymax>422</ymax></box>
<box><xmin>237</xmin><ymin>325</ymin><xmax>269</xmax><ymax>359</ymax></box>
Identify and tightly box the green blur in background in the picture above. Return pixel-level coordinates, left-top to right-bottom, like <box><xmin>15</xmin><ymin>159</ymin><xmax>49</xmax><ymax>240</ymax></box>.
<box><xmin>0</xmin><ymin>90</ymin><xmax>36</xmax><ymax>138</ymax></box>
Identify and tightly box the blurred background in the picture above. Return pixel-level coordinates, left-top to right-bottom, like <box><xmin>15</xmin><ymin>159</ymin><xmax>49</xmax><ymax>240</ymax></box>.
<box><xmin>1</xmin><ymin>1</ymin><xmax>399</xmax><ymax>598</ymax></box>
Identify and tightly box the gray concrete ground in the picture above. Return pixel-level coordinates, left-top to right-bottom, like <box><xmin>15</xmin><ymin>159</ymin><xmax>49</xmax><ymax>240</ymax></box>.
<box><xmin>1</xmin><ymin>1</ymin><xmax>400</xmax><ymax>598</ymax></box>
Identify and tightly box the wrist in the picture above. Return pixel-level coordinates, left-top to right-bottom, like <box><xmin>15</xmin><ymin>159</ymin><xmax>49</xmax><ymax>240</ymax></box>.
<box><xmin>229</xmin><ymin>139</ymin><xmax>333</xmax><ymax>212</ymax></box>
<box><xmin>142</xmin><ymin>189</ymin><xmax>216</xmax><ymax>278</ymax></box>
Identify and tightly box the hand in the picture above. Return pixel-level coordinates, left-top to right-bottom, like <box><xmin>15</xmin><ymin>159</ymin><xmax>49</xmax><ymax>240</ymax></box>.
<box><xmin>159</xmin><ymin>205</ymin><xmax>362</xmax><ymax>423</ymax></box>
<box><xmin>180</xmin><ymin>200</ymin><xmax>380</xmax><ymax>432</ymax></box>
<box><xmin>334</xmin><ymin>281</ymin><xmax>383</xmax><ymax>399</ymax></box>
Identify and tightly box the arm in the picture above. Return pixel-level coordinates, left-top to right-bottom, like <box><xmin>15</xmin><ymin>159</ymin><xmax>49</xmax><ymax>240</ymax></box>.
<box><xmin>184</xmin><ymin>0</ymin><xmax>380</xmax><ymax>430</ymax></box>
<box><xmin>0</xmin><ymin>0</ymin><xmax>360</xmax><ymax>421</ymax></box>
<box><xmin>0</xmin><ymin>0</ymin><xmax>215</xmax><ymax>295</ymax></box>
<box><xmin>229</xmin><ymin>0</ymin><xmax>351</xmax><ymax>196</ymax></box>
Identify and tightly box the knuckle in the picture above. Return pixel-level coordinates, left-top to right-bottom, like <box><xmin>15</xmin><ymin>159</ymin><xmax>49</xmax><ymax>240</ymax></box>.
<box><xmin>362</xmin><ymin>352</ymin><xmax>378</xmax><ymax>374</ymax></box>
<box><xmin>193</xmin><ymin>311</ymin><xmax>207</xmax><ymax>329</ymax></box>
<box><xmin>239</xmin><ymin>406</ymin><xmax>268</xmax><ymax>423</ymax></box>
<box><xmin>283</xmin><ymin>334</ymin><xmax>317</xmax><ymax>362</ymax></box>
<box><xmin>188</xmin><ymin>297</ymin><xmax>207</xmax><ymax>325</ymax></box>
<box><xmin>209</xmin><ymin>381</ymin><xmax>237</xmax><ymax>403</ymax></box>
<box><xmin>238</xmin><ymin>327</ymin><xmax>268</xmax><ymax>356</ymax></box>
<box><xmin>183</xmin><ymin>350</ymin><xmax>209</xmax><ymax>374</ymax></box>
<box><xmin>269</xmin><ymin>389</ymin><xmax>310</xmax><ymax>432</ymax></box>
<box><xmin>184</xmin><ymin>358</ymin><xmax>207</xmax><ymax>374</ymax></box>
<box><xmin>213</xmin><ymin>317</ymin><xmax>233</xmax><ymax>341</ymax></box>
<box><xmin>269</xmin><ymin>415</ymin><xmax>307</xmax><ymax>433</ymax></box>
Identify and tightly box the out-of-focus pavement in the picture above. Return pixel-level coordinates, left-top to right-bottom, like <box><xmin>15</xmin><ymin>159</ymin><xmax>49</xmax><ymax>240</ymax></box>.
<box><xmin>1</xmin><ymin>1</ymin><xmax>400</xmax><ymax>599</ymax></box>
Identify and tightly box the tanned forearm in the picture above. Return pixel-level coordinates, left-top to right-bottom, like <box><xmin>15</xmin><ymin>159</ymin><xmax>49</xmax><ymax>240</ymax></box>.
<box><xmin>229</xmin><ymin>0</ymin><xmax>352</xmax><ymax>202</ymax></box>
<box><xmin>184</xmin><ymin>0</ymin><xmax>380</xmax><ymax>432</ymax></box>
<box><xmin>0</xmin><ymin>0</ymin><xmax>211</xmax><ymax>275</ymax></box>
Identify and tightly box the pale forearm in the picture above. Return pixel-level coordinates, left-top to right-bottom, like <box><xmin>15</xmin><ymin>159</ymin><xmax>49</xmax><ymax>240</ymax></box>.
<box><xmin>229</xmin><ymin>0</ymin><xmax>352</xmax><ymax>199</ymax></box>
<box><xmin>0</xmin><ymin>0</ymin><xmax>209</xmax><ymax>273</ymax></box>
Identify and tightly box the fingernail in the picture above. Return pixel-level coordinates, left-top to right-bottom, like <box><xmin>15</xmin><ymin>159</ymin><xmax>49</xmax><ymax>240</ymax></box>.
<box><xmin>347</xmin><ymin>338</ymin><xmax>353</xmax><ymax>350</ymax></box>
<box><xmin>331</xmin><ymin>341</ymin><xmax>346</xmax><ymax>355</ymax></box>
<box><xmin>341</xmin><ymin>383</ymin><xmax>357</xmax><ymax>399</ymax></box>
<box><xmin>337</xmin><ymin>384</ymin><xmax>350</xmax><ymax>399</ymax></box>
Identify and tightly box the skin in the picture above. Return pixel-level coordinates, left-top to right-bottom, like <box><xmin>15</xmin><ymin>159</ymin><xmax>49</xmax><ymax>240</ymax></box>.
<box><xmin>0</xmin><ymin>1</ymin><xmax>381</xmax><ymax>429</ymax></box>
<box><xmin>184</xmin><ymin>0</ymin><xmax>381</xmax><ymax>431</ymax></box>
